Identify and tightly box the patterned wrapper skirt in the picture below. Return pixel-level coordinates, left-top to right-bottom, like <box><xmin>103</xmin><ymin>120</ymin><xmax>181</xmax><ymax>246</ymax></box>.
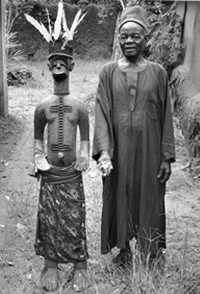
<box><xmin>34</xmin><ymin>164</ymin><xmax>88</xmax><ymax>263</ymax></box>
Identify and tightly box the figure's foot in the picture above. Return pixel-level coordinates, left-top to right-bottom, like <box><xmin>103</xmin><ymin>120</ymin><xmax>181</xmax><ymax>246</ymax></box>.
<box><xmin>40</xmin><ymin>260</ymin><xmax>59</xmax><ymax>292</ymax></box>
<box><xmin>72</xmin><ymin>262</ymin><xmax>91</xmax><ymax>292</ymax></box>
<box><xmin>112</xmin><ymin>245</ymin><xmax>133</xmax><ymax>268</ymax></box>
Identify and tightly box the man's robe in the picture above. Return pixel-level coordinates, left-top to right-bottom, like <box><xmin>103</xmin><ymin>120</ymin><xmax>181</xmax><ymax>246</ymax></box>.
<box><xmin>93</xmin><ymin>60</ymin><xmax>175</xmax><ymax>257</ymax></box>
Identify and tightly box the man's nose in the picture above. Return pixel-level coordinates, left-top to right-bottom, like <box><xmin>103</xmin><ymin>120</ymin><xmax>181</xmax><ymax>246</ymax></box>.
<box><xmin>126</xmin><ymin>36</ymin><xmax>134</xmax><ymax>43</ymax></box>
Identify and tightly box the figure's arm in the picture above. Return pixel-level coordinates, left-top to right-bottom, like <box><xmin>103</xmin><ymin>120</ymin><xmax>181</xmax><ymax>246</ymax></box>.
<box><xmin>33</xmin><ymin>105</ymin><xmax>50</xmax><ymax>175</ymax></box>
<box><xmin>157</xmin><ymin>68</ymin><xmax>175</xmax><ymax>183</ymax></box>
<box><xmin>75</xmin><ymin>104</ymin><xmax>90</xmax><ymax>171</ymax></box>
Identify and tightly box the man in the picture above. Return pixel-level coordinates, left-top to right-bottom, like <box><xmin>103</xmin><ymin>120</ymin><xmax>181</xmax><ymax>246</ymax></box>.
<box><xmin>26</xmin><ymin>2</ymin><xmax>90</xmax><ymax>292</ymax></box>
<box><xmin>93</xmin><ymin>5</ymin><xmax>175</xmax><ymax>268</ymax></box>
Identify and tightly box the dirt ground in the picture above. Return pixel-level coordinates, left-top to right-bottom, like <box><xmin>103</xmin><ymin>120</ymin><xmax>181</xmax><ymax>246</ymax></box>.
<box><xmin>1</xmin><ymin>60</ymin><xmax>200</xmax><ymax>294</ymax></box>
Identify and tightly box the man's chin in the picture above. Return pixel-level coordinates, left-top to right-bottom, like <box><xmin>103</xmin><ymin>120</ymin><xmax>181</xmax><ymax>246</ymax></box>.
<box><xmin>125</xmin><ymin>54</ymin><xmax>139</xmax><ymax>62</ymax></box>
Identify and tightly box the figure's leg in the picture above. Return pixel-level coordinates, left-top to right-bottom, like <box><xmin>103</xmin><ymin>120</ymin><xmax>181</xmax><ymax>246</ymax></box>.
<box><xmin>40</xmin><ymin>259</ymin><xmax>59</xmax><ymax>292</ymax></box>
<box><xmin>112</xmin><ymin>241</ymin><xmax>133</xmax><ymax>267</ymax></box>
<box><xmin>72</xmin><ymin>261</ymin><xmax>91</xmax><ymax>292</ymax></box>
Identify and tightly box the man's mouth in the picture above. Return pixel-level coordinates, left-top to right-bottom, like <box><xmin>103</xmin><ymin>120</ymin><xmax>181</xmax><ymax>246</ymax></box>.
<box><xmin>124</xmin><ymin>46</ymin><xmax>137</xmax><ymax>50</ymax></box>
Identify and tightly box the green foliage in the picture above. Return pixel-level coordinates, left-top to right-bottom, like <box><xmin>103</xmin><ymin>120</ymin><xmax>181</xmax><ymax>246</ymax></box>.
<box><xmin>6</xmin><ymin>4</ymin><xmax>24</xmax><ymax>63</ymax></box>
<box><xmin>113</xmin><ymin>0</ymin><xmax>184</xmax><ymax>74</ymax></box>
<box><xmin>6</xmin><ymin>31</ymin><xmax>23</xmax><ymax>62</ymax></box>
<box><xmin>141</xmin><ymin>1</ymin><xmax>184</xmax><ymax>75</ymax></box>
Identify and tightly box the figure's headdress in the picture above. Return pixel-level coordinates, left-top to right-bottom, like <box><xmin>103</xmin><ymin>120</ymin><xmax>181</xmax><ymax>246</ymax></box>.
<box><xmin>119</xmin><ymin>5</ymin><xmax>147</xmax><ymax>32</ymax></box>
<box><xmin>78</xmin><ymin>0</ymin><xmax>89</xmax><ymax>4</ymax></box>
<box><xmin>25</xmin><ymin>0</ymin><xmax>87</xmax><ymax>61</ymax></box>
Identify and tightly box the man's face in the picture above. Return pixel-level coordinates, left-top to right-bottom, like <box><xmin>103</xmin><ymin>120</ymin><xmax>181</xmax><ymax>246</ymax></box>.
<box><xmin>119</xmin><ymin>22</ymin><xmax>146</xmax><ymax>61</ymax></box>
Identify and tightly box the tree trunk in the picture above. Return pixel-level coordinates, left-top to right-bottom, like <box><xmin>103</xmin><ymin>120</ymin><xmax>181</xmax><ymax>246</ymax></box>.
<box><xmin>0</xmin><ymin>0</ymin><xmax>8</xmax><ymax>117</ymax></box>
<box><xmin>171</xmin><ymin>66</ymin><xmax>200</xmax><ymax>173</ymax></box>
<box><xmin>111</xmin><ymin>13</ymin><xmax>122</xmax><ymax>61</ymax></box>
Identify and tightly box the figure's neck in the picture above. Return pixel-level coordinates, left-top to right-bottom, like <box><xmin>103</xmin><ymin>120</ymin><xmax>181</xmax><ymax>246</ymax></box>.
<box><xmin>53</xmin><ymin>77</ymin><xmax>70</xmax><ymax>95</ymax></box>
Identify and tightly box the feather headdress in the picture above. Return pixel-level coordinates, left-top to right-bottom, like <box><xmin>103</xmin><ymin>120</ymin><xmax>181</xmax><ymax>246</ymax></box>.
<box><xmin>24</xmin><ymin>0</ymin><xmax>87</xmax><ymax>48</ymax></box>
<box><xmin>119</xmin><ymin>0</ymin><xmax>125</xmax><ymax>10</ymax></box>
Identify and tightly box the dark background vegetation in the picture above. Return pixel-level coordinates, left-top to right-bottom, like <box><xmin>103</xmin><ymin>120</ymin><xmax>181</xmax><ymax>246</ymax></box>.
<box><xmin>6</xmin><ymin>0</ymin><xmax>184</xmax><ymax>74</ymax></box>
<box><xmin>7</xmin><ymin>0</ymin><xmax>120</xmax><ymax>59</ymax></box>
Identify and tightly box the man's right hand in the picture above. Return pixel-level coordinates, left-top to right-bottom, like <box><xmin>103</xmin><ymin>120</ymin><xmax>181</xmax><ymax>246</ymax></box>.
<box><xmin>97</xmin><ymin>151</ymin><xmax>113</xmax><ymax>177</ymax></box>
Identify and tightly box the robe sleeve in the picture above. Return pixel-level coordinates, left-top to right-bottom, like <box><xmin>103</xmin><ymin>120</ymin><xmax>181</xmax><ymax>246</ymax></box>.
<box><xmin>92</xmin><ymin>65</ymin><xmax>115</xmax><ymax>162</ymax></box>
<box><xmin>160</xmin><ymin>67</ymin><xmax>176</xmax><ymax>163</ymax></box>
<box><xmin>78</xmin><ymin>103</ymin><xmax>89</xmax><ymax>142</ymax></box>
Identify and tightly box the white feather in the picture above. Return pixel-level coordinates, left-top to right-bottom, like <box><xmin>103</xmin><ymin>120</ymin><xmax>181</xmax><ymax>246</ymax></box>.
<box><xmin>119</xmin><ymin>0</ymin><xmax>125</xmax><ymax>10</ymax></box>
<box><xmin>70</xmin><ymin>10</ymin><xmax>86</xmax><ymax>38</ymax></box>
<box><xmin>46</xmin><ymin>8</ymin><xmax>52</xmax><ymax>36</ymax></box>
<box><xmin>62</xmin><ymin>30</ymin><xmax>73</xmax><ymax>42</ymax></box>
<box><xmin>25</xmin><ymin>14</ymin><xmax>52</xmax><ymax>42</ymax></box>
<box><xmin>62</xmin><ymin>7</ymin><xmax>69</xmax><ymax>32</ymax></box>
<box><xmin>62</xmin><ymin>6</ymin><xmax>73</xmax><ymax>42</ymax></box>
<box><xmin>53</xmin><ymin>0</ymin><xmax>63</xmax><ymax>40</ymax></box>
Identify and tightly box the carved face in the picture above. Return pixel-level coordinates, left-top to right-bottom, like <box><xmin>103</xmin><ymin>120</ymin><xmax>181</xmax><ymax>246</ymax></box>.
<box><xmin>119</xmin><ymin>22</ymin><xmax>146</xmax><ymax>61</ymax></box>
<box><xmin>49</xmin><ymin>57</ymin><xmax>74</xmax><ymax>81</ymax></box>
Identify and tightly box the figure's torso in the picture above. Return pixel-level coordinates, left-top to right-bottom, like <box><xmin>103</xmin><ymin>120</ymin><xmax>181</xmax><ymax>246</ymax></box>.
<box><xmin>36</xmin><ymin>95</ymin><xmax>82</xmax><ymax>166</ymax></box>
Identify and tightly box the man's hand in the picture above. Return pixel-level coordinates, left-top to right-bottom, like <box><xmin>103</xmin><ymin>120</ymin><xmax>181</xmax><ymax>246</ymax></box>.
<box><xmin>157</xmin><ymin>160</ymin><xmax>171</xmax><ymax>183</ymax></box>
<box><xmin>97</xmin><ymin>151</ymin><xmax>113</xmax><ymax>177</ymax></box>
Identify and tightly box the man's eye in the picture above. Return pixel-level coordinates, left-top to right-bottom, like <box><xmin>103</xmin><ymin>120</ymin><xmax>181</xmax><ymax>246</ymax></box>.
<box><xmin>133</xmin><ymin>35</ymin><xmax>140</xmax><ymax>39</ymax></box>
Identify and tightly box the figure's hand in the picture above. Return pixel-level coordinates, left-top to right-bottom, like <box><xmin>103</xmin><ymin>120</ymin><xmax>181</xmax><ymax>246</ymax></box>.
<box><xmin>157</xmin><ymin>160</ymin><xmax>171</xmax><ymax>183</ymax></box>
<box><xmin>34</xmin><ymin>154</ymin><xmax>51</xmax><ymax>171</ymax></box>
<box><xmin>75</xmin><ymin>141</ymin><xmax>90</xmax><ymax>172</ymax></box>
<box><xmin>97</xmin><ymin>151</ymin><xmax>113</xmax><ymax>177</ymax></box>
<box><xmin>75</xmin><ymin>153</ymin><xmax>89</xmax><ymax>172</ymax></box>
<box><xmin>34</xmin><ymin>139</ymin><xmax>51</xmax><ymax>172</ymax></box>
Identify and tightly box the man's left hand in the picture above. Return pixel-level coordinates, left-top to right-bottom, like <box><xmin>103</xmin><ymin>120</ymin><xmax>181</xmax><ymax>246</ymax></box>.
<box><xmin>157</xmin><ymin>161</ymin><xmax>171</xmax><ymax>183</ymax></box>
<box><xmin>75</xmin><ymin>154</ymin><xmax>89</xmax><ymax>172</ymax></box>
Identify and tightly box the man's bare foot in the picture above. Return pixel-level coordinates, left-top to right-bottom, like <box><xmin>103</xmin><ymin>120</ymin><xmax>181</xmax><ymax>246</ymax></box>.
<box><xmin>40</xmin><ymin>259</ymin><xmax>59</xmax><ymax>292</ymax></box>
<box><xmin>72</xmin><ymin>262</ymin><xmax>91</xmax><ymax>292</ymax></box>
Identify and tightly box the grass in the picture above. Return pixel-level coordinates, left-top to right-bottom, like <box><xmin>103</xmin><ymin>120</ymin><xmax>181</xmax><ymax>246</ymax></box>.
<box><xmin>1</xmin><ymin>59</ymin><xmax>200</xmax><ymax>293</ymax></box>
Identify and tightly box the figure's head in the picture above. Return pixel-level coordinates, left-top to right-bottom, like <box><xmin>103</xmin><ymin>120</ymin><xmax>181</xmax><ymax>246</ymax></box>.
<box><xmin>48</xmin><ymin>38</ymin><xmax>74</xmax><ymax>81</ymax></box>
<box><xmin>48</xmin><ymin>56</ymin><xmax>74</xmax><ymax>82</ymax></box>
<box><xmin>118</xmin><ymin>6</ymin><xmax>148</xmax><ymax>62</ymax></box>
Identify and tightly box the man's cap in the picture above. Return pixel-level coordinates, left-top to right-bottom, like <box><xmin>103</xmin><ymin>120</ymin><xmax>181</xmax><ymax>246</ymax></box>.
<box><xmin>119</xmin><ymin>5</ymin><xmax>147</xmax><ymax>32</ymax></box>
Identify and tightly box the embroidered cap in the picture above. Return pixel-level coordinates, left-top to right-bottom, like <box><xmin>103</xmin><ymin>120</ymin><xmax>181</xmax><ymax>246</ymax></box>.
<box><xmin>119</xmin><ymin>5</ymin><xmax>147</xmax><ymax>32</ymax></box>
